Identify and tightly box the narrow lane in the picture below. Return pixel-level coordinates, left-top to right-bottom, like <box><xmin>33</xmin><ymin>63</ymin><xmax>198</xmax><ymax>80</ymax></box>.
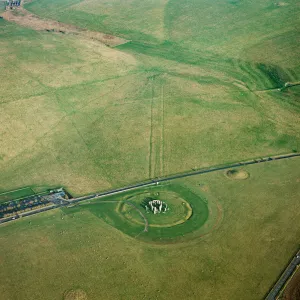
<box><xmin>1</xmin><ymin>152</ymin><xmax>299</xmax><ymax>226</ymax></box>
<box><xmin>265</xmin><ymin>250</ymin><xmax>300</xmax><ymax>300</ymax></box>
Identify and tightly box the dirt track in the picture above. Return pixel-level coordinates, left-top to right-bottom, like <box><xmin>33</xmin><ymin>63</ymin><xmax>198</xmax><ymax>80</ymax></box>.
<box><xmin>280</xmin><ymin>268</ymin><xmax>300</xmax><ymax>300</ymax></box>
<box><xmin>266</xmin><ymin>250</ymin><xmax>300</xmax><ymax>300</ymax></box>
<box><xmin>1</xmin><ymin>5</ymin><xmax>128</xmax><ymax>47</ymax></box>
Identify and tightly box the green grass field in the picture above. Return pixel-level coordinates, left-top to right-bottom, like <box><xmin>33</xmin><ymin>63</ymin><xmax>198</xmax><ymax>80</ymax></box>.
<box><xmin>121</xmin><ymin>190</ymin><xmax>194</xmax><ymax>227</ymax></box>
<box><xmin>0</xmin><ymin>159</ymin><xmax>299</xmax><ymax>300</ymax></box>
<box><xmin>73</xmin><ymin>183</ymin><xmax>215</xmax><ymax>242</ymax></box>
<box><xmin>1</xmin><ymin>0</ymin><xmax>300</xmax><ymax>299</ymax></box>
<box><xmin>1</xmin><ymin>0</ymin><xmax>300</xmax><ymax>194</ymax></box>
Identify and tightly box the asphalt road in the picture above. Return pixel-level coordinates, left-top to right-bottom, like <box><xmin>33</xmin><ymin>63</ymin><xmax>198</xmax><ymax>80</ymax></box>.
<box><xmin>68</xmin><ymin>152</ymin><xmax>300</xmax><ymax>203</ymax></box>
<box><xmin>0</xmin><ymin>204</ymin><xmax>57</xmax><ymax>225</ymax></box>
<box><xmin>1</xmin><ymin>152</ymin><xmax>299</xmax><ymax>225</ymax></box>
<box><xmin>265</xmin><ymin>250</ymin><xmax>300</xmax><ymax>300</ymax></box>
<box><xmin>1</xmin><ymin>152</ymin><xmax>299</xmax><ymax>299</ymax></box>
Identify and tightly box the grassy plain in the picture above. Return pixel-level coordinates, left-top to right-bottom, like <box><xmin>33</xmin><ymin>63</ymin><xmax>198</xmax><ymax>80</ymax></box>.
<box><xmin>0</xmin><ymin>159</ymin><xmax>299</xmax><ymax>300</ymax></box>
<box><xmin>77</xmin><ymin>183</ymin><xmax>213</xmax><ymax>242</ymax></box>
<box><xmin>24</xmin><ymin>0</ymin><xmax>300</xmax><ymax>61</ymax></box>
<box><xmin>0</xmin><ymin>2</ymin><xmax>300</xmax><ymax>299</ymax></box>
<box><xmin>1</xmin><ymin>0</ymin><xmax>300</xmax><ymax>194</ymax></box>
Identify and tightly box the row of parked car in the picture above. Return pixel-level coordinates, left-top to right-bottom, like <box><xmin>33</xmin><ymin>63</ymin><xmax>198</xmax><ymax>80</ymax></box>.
<box><xmin>0</xmin><ymin>189</ymin><xmax>68</xmax><ymax>219</ymax></box>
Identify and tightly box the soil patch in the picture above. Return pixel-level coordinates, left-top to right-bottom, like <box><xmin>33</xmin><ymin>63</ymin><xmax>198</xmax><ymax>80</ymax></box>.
<box><xmin>280</xmin><ymin>268</ymin><xmax>300</xmax><ymax>300</ymax></box>
<box><xmin>64</xmin><ymin>289</ymin><xmax>88</xmax><ymax>300</ymax></box>
<box><xmin>226</xmin><ymin>169</ymin><xmax>249</xmax><ymax>180</ymax></box>
<box><xmin>1</xmin><ymin>6</ymin><xmax>128</xmax><ymax>47</ymax></box>
<box><xmin>276</xmin><ymin>2</ymin><xmax>288</xmax><ymax>7</ymax></box>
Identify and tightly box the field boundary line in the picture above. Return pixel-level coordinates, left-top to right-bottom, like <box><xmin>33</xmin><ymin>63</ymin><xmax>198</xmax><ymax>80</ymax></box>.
<box><xmin>160</xmin><ymin>84</ymin><xmax>165</xmax><ymax>177</ymax></box>
<box><xmin>148</xmin><ymin>77</ymin><xmax>164</xmax><ymax>179</ymax></box>
<box><xmin>0</xmin><ymin>91</ymin><xmax>50</xmax><ymax>106</ymax></box>
<box><xmin>54</xmin><ymin>93</ymin><xmax>114</xmax><ymax>185</ymax></box>
<box><xmin>148</xmin><ymin>77</ymin><xmax>155</xmax><ymax>178</ymax></box>
<box><xmin>3</xmin><ymin>114</ymin><xmax>68</xmax><ymax>167</ymax></box>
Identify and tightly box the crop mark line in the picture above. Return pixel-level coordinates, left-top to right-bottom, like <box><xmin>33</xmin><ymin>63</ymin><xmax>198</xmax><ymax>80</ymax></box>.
<box><xmin>0</xmin><ymin>91</ymin><xmax>50</xmax><ymax>106</ymax></box>
<box><xmin>126</xmin><ymin>201</ymin><xmax>149</xmax><ymax>233</ymax></box>
<box><xmin>2</xmin><ymin>115</ymin><xmax>67</xmax><ymax>166</ymax></box>
<box><xmin>66</xmin><ymin>116</ymin><xmax>113</xmax><ymax>185</ymax></box>
<box><xmin>148</xmin><ymin>77</ymin><xmax>165</xmax><ymax>179</ymax></box>
<box><xmin>148</xmin><ymin>77</ymin><xmax>155</xmax><ymax>179</ymax></box>
<box><xmin>160</xmin><ymin>84</ymin><xmax>165</xmax><ymax>177</ymax></box>
<box><xmin>76</xmin><ymin>78</ymin><xmax>131</xmax><ymax>112</ymax></box>
<box><xmin>80</xmin><ymin>200</ymin><xmax>149</xmax><ymax>233</ymax></box>
<box><xmin>54</xmin><ymin>93</ymin><xmax>114</xmax><ymax>185</ymax></box>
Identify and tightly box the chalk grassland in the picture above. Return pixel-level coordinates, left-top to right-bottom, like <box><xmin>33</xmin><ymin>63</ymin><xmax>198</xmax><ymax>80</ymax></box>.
<box><xmin>25</xmin><ymin>0</ymin><xmax>300</xmax><ymax>68</ymax></box>
<box><xmin>0</xmin><ymin>159</ymin><xmax>299</xmax><ymax>300</ymax></box>
<box><xmin>1</xmin><ymin>13</ymin><xmax>300</xmax><ymax>195</ymax></box>
<box><xmin>0</xmin><ymin>20</ymin><xmax>149</xmax><ymax>194</ymax></box>
<box><xmin>0</xmin><ymin>2</ymin><xmax>299</xmax><ymax>300</ymax></box>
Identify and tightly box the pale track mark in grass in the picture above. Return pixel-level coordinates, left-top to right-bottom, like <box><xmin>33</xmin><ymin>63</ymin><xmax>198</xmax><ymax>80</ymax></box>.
<box><xmin>125</xmin><ymin>201</ymin><xmax>149</xmax><ymax>233</ymax></box>
<box><xmin>8</xmin><ymin>59</ymin><xmax>52</xmax><ymax>91</ymax></box>
<box><xmin>78</xmin><ymin>98</ymin><xmax>147</xmax><ymax>134</ymax></box>
<box><xmin>148</xmin><ymin>77</ymin><xmax>165</xmax><ymax>179</ymax></box>
<box><xmin>54</xmin><ymin>69</ymin><xmax>145</xmax><ymax>94</ymax></box>
<box><xmin>56</xmin><ymin>71</ymin><xmax>148</xmax><ymax>116</ymax></box>
<box><xmin>75</xmin><ymin>77</ymin><xmax>133</xmax><ymax>112</ymax></box>
<box><xmin>74</xmin><ymin>92</ymin><xmax>149</xmax><ymax>135</ymax></box>
<box><xmin>0</xmin><ymin>60</ymin><xmax>52</xmax><ymax>105</ymax></box>
<box><xmin>160</xmin><ymin>84</ymin><xmax>165</xmax><ymax>177</ymax></box>
<box><xmin>148</xmin><ymin>76</ymin><xmax>154</xmax><ymax>179</ymax></box>
<box><xmin>1</xmin><ymin>114</ymin><xmax>68</xmax><ymax>166</ymax></box>
<box><xmin>54</xmin><ymin>93</ymin><xmax>114</xmax><ymax>186</ymax></box>
<box><xmin>0</xmin><ymin>91</ymin><xmax>50</xmax><ymax>105</ymax></box>
<box><xmin>80</xmin><ymin>200</ymin><xmax>148</xmax><ymax>234</ymax></box>
<box><xmin>148</xmin><ymin>79</ymin><xmax>153</xmax><ymax>178</ymax></box>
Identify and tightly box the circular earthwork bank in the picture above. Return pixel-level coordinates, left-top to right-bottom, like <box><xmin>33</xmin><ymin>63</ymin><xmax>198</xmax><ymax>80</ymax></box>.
<box><xmin>64</xmin><ymin>289</ymin><xmax>88</xmax><ymax>300</ymax></box>
<box><xmin>118</xmin><ymin>191</ymin><xmax>192</xmax><ymax>228</ymax></box>
<box><xmin>112</xmin><ymin>184</ymin><xmax>222</xmax><ymax>243</ymax></box>
<box><xmin>225</xmin><ymin>169</ymin><xmax>249</xmax><ymax>180</ymax></box>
